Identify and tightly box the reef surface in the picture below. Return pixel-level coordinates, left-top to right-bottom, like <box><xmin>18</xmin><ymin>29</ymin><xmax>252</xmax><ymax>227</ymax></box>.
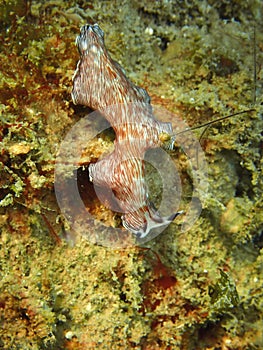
<box><xmin>0</xmin><ymin>0</ymin><xmax>262</xmax><ymax>349</ymax></box>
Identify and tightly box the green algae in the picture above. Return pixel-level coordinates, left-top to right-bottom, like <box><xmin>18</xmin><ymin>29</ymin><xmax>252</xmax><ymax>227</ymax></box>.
<box><xmin>209</xmin><ymin>270</ymin><xmax>239</xmax><ymax>312</ymax></box>
<box><xmin>0</xmin><ymin>0</ymin><xmax>262</xmax><ymax>349</ymax></box>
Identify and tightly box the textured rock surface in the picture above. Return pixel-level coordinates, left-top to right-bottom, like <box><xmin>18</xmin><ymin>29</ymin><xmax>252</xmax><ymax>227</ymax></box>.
<box><xmin>0</xmin><ymin>0</ymin><xmax>262</xmax><ymax>349</ymax></box>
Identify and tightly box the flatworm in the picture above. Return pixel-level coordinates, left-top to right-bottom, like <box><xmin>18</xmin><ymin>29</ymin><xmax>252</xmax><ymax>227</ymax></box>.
<box><xmin>72</xmin><ymin>23</ymin><xmax>180</xmax><ymax>238</ymax></box>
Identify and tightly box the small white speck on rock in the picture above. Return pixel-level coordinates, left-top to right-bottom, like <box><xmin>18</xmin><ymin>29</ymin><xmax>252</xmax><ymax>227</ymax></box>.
<box><xmin>65</xmin><ymin>331</ymin><xmax>75</xmax><ymax>340</ymax></box>
<box><xmin>145</xmin><ymin>27</ymin><xmax>154</xmax><ymax>35</ymax></box>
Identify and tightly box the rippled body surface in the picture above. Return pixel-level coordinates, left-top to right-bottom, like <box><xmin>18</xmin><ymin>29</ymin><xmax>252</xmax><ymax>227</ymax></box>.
<box><xmin>72</xmin><ymin>24</ymin><xmax>179</xmax><ymax>237</ymax></box>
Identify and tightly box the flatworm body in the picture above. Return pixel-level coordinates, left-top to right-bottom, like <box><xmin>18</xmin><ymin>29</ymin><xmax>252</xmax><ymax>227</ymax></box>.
<box><xmin>72</xmin><ymin>24</ymin><xmax>180</xmax><ymax>238</ymax></box>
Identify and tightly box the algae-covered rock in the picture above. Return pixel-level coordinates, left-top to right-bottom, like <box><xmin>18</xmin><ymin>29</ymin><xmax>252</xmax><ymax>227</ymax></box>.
<box><xmin>0</xmin><ymin>0</ymin><xmax>262</xmax><ymax>349</ymax></box>
<box><xmin>0</xmin><ymin>0</ymin><xmax>28</xmax><ymax>26</ymax></box>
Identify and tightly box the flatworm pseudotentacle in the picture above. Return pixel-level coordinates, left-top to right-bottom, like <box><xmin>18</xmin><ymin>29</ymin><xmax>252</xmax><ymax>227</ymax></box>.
<box><xmin>72</xmin><ymin>23</ymin><xmax>181</xmax><ymax>238</ymax></box>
